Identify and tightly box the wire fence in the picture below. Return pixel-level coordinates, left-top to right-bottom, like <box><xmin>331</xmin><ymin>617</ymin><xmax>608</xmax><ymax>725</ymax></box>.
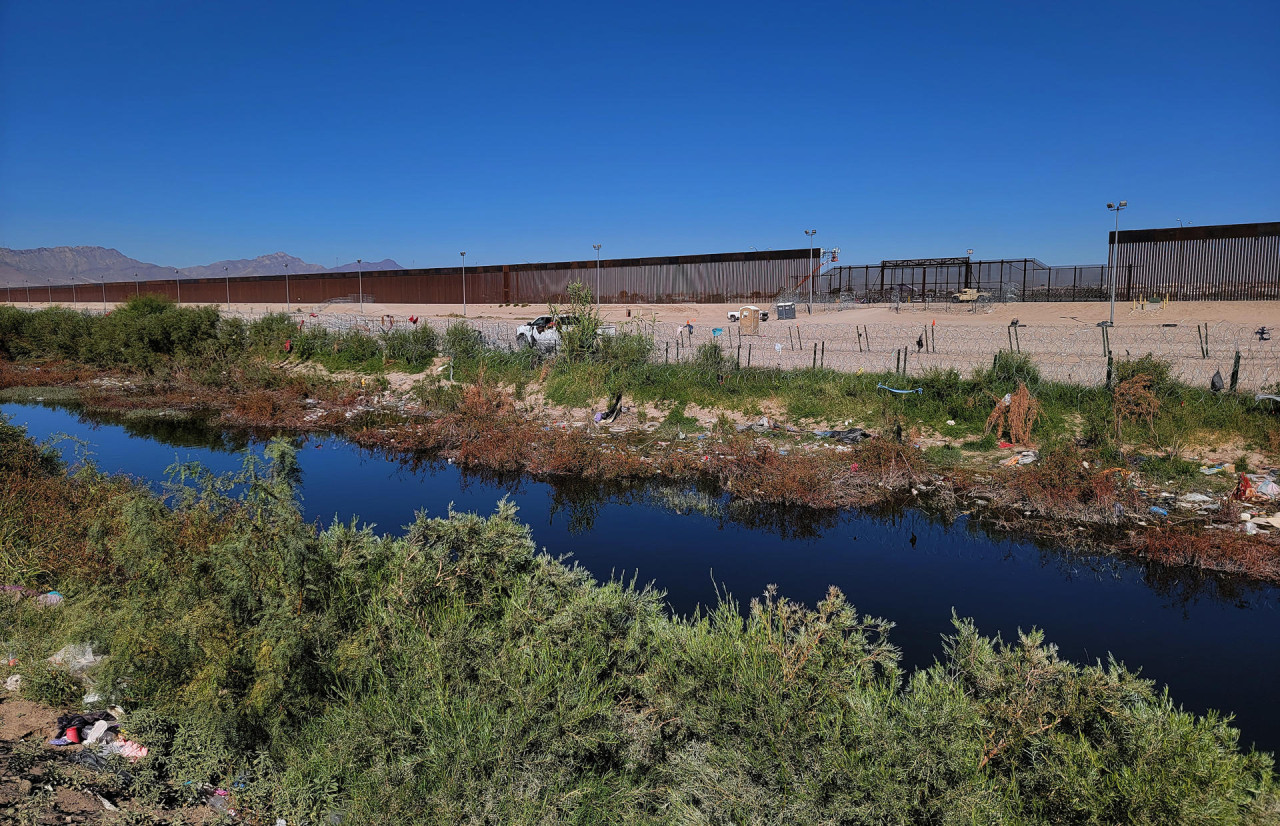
<box><xmin>46</xmin><ymin>304</ymin><xmax>1280</xmax><ymax>392</ymax></box>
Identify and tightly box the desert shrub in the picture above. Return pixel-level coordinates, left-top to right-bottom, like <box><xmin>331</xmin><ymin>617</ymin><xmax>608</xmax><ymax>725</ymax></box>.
<box><xmin>981</xmin><ymin>350</ymin><xmax>1042</xmax><ymax>387</ymax></box>
<box><xmin>596</xmin><ymin>329</ymin><xmax>654</xmax><ymax>369</ymax></box>
<box><xmin>381</xmin><ymin>324</ymin><xmax>438</xmax><ymax>370</ymax></box>
<box><xmin>17</xmin><ymin>660</ymin><xmax>83</xmax><ymax>706</ymax></box>
<box><xmin>1114</xmin><ymin>353</ymin><xmax>1174</xmax><ymax>390</ymax></box>
<box><xmin>441</xmin><ymin>321</ymin><xmax>486</xmax><ymax>363</ymax></box>
<box><xmin>247</xmin><ymin>312</ymin><xmax>298</xmax><ymax>352</ymax></box>
<box><xmin>0</xmin><ymin>427</ymin><xmax>1274</xmax><ymax>823</ymax></box>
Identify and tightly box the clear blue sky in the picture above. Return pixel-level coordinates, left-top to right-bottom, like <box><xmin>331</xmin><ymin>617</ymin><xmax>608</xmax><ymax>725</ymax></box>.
<box><xmin>1</xmin><ymin>0</ymin><xmax>1276</xmax><ymax>269</ymax></box>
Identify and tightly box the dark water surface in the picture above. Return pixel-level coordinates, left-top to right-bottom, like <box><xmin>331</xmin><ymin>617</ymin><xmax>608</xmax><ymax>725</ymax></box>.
<box><xmin>5</xmin><ymin>401</ymin><xmax>1279</xmax><ymax>755</ymax></box>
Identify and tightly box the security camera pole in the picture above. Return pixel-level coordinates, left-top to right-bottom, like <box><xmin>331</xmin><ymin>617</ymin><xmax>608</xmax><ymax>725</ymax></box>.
<box><xmin>593</xmin><ymin>244</ymin><xmax>602</xmax><ymax>306</ymax></box>
<box><xmin>804</xmin><ymin>228</ymin><xmax>817</xmax><ymax>309</ymax></box>
<box><xmin>1106</xmin><ymin>201</ymin><xmax>1127</xmax><ymax>327</ymax></box>
<box><xmin>460</xmin><ymin>252</ymin><xmax>467</xmax><ymax>317</ymax></box>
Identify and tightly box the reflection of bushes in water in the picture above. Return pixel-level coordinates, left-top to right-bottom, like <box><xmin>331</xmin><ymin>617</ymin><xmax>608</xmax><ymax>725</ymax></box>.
<box><xmin>725</xmin><ymin>499</ymin><xmax>842</xmax><ymax>540</ymax></box>
<box><xmin>2</xmin><ymin>436</ymin><xmax>1273</xmax><ymax>824</ymax></box>
<box><xmin>70</xmin><ymin>406</ymin><xmax>254</xmax><ymax>454</ymax></box>
<box><xmin>651</xmin><ymin>487</ymin><xmax>727</xmax><ymax>519</ymax></box>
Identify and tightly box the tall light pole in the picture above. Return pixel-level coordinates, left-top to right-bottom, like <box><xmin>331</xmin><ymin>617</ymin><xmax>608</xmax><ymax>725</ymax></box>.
<box><xmin>592</xmin><ymin>244</ymin><xmax>602</xmax><ymax>306</ymax></box>
<box><xmin>804</xmin><ymin>229</ymin><xmax>817</xmax><ymax>306</ymax></box>
<box><xmin>460</xmin><ymin>252</ymin><xmax>467</xmax><ymax>316</ymax></box>
<box><xmin>284</xmin><ymin>262</ymin><xmax>290</xmax><ymax>306</ymax></box>
<box><xmin>357</xmin><ymin>259</ymin><xmax>363</xmax><ymax>312</ymax></box>
<box><xmin>175</xmin><ymin>270</ymin><xmax>182</xmax><ymax>307</ymax></box>
<box><xmin>133</xmin><ymin>273</ymin><xmax>140</xmax><ymax>297</ymax></box>
<box><xmin>24</xmin><ymin>279</ymin><xmax>30</xmax><ymax>305</ymax></box>
<box><xmin>224</xmin><ymin>266</ymin><xmax>231</xmax><ymax>310</ymax></box>
<box><xmin>99</xmin><ymin>274</ymin><xmax>107</xmax><ymax>312</ymax></box>
<box><xmin>1106</xmin><ymin>201</ymin><xmax>1127</xmax><ymax>326</ymax></box>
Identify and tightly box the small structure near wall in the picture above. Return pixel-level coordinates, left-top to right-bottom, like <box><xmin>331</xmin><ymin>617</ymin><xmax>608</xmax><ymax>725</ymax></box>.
<box><xmin>740</xmin><ymin>305</ymin><xmax>762</xmax><ymax>335</ymax></box>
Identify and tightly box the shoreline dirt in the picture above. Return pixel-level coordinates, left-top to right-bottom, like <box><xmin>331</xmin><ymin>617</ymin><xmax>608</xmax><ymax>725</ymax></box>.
<box><xmin>4</xmin><ymin>357</ymin><xmax>1279</xmax><ymax>586</ymax></box>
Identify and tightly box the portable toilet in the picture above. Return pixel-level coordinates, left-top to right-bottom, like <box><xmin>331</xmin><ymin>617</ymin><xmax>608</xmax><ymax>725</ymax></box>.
<box><xmin>740</xmin><ymin>305</ymin><xmax>761</xmax><ymax>335</ymax></box>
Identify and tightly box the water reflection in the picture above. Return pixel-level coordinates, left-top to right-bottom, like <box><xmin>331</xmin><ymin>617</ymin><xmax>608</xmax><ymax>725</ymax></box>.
<box><xmin>3</xmin><ymin>401</ymin><xmax>1279</xmax><ymax>754</ymax></box>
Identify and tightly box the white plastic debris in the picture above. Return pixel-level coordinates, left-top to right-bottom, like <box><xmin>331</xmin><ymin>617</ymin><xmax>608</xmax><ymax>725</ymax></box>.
<box><xmin>48</xmin><ymin>643</ymin><xmax>103</xmax><ymax>676</ymax></box>
<box><xmin>5</xmin><ymin>674</ymin><xmax>21</xmax><ymax>692</ymax></box>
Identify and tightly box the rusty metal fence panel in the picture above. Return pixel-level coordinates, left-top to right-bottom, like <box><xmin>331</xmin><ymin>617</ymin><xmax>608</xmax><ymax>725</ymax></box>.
<box><xmin>20</xmin><ymin>249</ymin><xmax>817</xmax><ymax>307</ymax></box>
<box><xmin>1112</xmin><ymin>222</ymin><xmax>1280</xmax><ymax>301</ymax></box>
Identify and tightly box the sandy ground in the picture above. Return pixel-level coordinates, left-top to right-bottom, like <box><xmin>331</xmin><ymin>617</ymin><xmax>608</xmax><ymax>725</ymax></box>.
<box><xmin>12</xmin><ymin>298</ymin><xmax>1280</xmax><ymax>326</ymax></box>
<box><xmin>12</xmin><ymin>298</ymin><xmax>1280</xmax><ymax>389</ymax></box>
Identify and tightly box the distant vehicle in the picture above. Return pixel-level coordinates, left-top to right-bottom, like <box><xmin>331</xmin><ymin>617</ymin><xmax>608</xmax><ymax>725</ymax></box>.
<box><xmin>515</xmin><ymin>314</ymin><xmax>614</xmax><ymax>352</ymax></box>
<box><xmin>515</xmin><ymin>314</ymin><xmax>578</xmax><ymax>351</ymax></box>
<box><xmin>950</xmin><ymin>288</ymin><xmax>988</xmax><ymax>303</ymax></box>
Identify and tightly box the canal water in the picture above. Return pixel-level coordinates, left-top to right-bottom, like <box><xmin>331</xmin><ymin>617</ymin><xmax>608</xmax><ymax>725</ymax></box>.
<box><xmin>4</xmin><ymin>401</ymin><xmax>1279</xmax><ymax>754</ymax></box>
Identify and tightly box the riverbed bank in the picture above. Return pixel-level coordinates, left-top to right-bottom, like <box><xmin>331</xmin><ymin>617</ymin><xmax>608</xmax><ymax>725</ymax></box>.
<box><xmin>4</xmin><ymin>355</ymin><xmax>1279</xmax><ymax>585</ymax></box>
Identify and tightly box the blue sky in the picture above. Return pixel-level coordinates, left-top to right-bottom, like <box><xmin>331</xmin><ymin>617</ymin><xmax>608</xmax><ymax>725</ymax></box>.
<box><xmin>1</xmin><ymin>0</ymin><xmax>1276</xmax><ymax>268</ymax></box>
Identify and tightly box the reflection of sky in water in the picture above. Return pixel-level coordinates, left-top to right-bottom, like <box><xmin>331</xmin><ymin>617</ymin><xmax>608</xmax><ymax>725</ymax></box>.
<box><xmin>4</xmin><ymin>401</ymin><xmax>1279</xmax><ymax>755</ymax></box>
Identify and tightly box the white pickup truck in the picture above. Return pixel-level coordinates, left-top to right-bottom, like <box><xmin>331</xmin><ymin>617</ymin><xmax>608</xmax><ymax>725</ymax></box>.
<box><xmin>515</xmin><ymin>315</ymin><xmax>616</xmax><ymax>352</ymax></box>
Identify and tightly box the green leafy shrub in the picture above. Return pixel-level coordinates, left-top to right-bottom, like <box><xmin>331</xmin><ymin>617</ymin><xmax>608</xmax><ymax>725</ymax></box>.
<box><xmin>17</xmin><ymin>660</ymin><xmax>83</xmax><ymax>706</ymax></box>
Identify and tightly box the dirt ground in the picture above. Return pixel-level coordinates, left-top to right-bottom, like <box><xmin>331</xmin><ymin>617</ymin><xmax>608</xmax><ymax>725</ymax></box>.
<box><xmin>21</xmin><ymin>297</ymin><xmax>1280</xmax><ymax>326</ymax></box>
<box><xmin>0</xmin><ymin>690</ymin><xmax>216</xmax><ymax>824</ymax></box>
<box><xmin>16</xmin><ymin>298</ymin><xmax>1280</xmax><ymax>388</ymax></box>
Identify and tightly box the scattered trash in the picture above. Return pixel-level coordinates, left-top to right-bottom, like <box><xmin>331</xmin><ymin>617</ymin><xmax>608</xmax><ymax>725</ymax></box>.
<box><xmin>813</xmin><ymin>428</ymin><xmax>872</xmax><ymax>443</ymax></box>
<box><xmin>4</xmin><ymin>674</ymin><xmax>21</xmax><ymax>692</ymax></box>
<box><xmin>1149</xmin><ymin>506</ymin><xmax>1169</xmax><ymax>517</ymax></box>
<box><xmin>85</xmin><ymin>719</ymin><xmax>114</xmax><ymax>744</ymax></box>
<box><xmin>1211</xmin><ymin>370</ymin><xmax>1225</xmax><ymax>393</ymax></box>
<box><xmin>998</xmin><ymin>442</ymin><xmax>1014</xmax><ymax>449</ymax></box>
<box><xmin>876</xmin><ymin>383</ymin><xmax>923</xmax><ymax>395</ymax></box>
<box><xmin>945</xmin><ymin>420</ymin><xmax>956</xmax><ymax>426</ymax></box>
<box><xmin>1199</xmin><ymin>465</ymin><xmax>1226</xmax><ymax>475</ymax></box>
<box><xmin>1017</xmin><ymin>450</ymin><xmax>1039</xmax><ymax>465</ymax></box>
<box><xmin>35</xmin><ymin>591</ymin><xmax>64</xmax><ymax>608</ymax></box>
<box><xmin>48</xmin><ymin>643</ymin><xmax>102</xmax><ymax>676</ymax></box>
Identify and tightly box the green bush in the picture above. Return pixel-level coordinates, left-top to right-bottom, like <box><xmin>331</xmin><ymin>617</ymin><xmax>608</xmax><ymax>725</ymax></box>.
<box><xmin>0</xmin><ymin>438</ymin><xmax>1273</xmax><ymax>823</ymax></box>
<box><xmin>17</xmin><ymin>660</ymin><xmax>83</xmax><ymax>707</ymax></box>
<box><xmin>381</xmin><ymin>324</ymin><xmax>438</xmax><ymax>370</ymax></box>
<box><xmin>442</xmin><ymin>321</ymin><xmax>485</xmax><ymax>362</ymax></box>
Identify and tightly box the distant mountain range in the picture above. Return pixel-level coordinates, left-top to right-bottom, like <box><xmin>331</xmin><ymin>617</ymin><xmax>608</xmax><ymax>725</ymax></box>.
<box><xmin>0</xmin><ymin>246</ymin><xmax>403</xmax><ymax>287</ymax></box>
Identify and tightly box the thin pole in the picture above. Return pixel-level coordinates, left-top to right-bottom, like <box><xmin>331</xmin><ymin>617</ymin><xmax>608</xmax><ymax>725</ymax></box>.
<box><xmin>357</xmin><ymin>258</ymin><xmax>363</xmax><ymax>312</ymax></box>
<box><xmin>25</xmin><ymin>281</ymin><xmax>30</xmax><ymax>304</ymax></box>
<box><xmin>284</xmin><ymin>262</ymin><xmax>290</xmax><ymax>305</ymax></box>
<box><xmin>101</xmin><ymin>276</ymin><xmax>107</xmax><ymax>312</ymax></box>
<box><xmin>224</xmin><ymin>266</ymin><xmax>230</xmax><ymax>310</ymax></box>
<box><xmin>1107</xmin><ymin>201</ymin><xmax>1126</xmax><ymax>327</ymax></box>
<box><xmin>805</xmin><ymin>229</ymin><xmax>817</xmax><ymax>307</ymax></box>
<box><xmin>460</xmin><ymin>252</ymin><xmax>467</xmax><ymax>316</ymax></box>
<box><xmin>593</xmin><ymin>244</ymin><xmax>602</xmax><ymax>306</ymax></box>
<box><xmin>134</xmin><ymin>273</ymin><xmax>140</xmax><ymax>297</ymax></box>
<box><xmin>175</xmin><ymin>270</ymin><xmax>181</xmax><ymax>306</ymax></box>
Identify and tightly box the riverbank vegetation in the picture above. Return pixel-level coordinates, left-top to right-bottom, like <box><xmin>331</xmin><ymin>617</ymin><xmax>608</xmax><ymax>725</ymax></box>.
<box><xmin>1</xmin><ymin>424</ymin><xmax>1276</xmax><ymax>824</ymax></box>
<box><xmin>3</xmin><ymin>296</ymin><xmax>1280</xmax><ymax>584</ymax></box>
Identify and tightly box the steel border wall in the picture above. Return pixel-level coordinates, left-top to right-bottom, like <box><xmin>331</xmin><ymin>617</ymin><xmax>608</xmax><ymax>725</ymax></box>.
<box><xmin>7</xmin><ymin>249</ymin><xmax>816</xmax><ymax>307</ymax></box>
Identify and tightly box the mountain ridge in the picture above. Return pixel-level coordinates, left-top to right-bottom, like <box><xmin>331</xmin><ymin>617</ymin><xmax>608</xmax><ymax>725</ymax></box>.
<box><xmin>0</xmin><ymin>246</ymin><xmax>403</xmax><ymax>286</ymax></box>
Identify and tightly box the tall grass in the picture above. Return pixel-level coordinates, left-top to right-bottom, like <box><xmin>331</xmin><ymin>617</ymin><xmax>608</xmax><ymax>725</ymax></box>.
<box><xmin>0</xmin><ymin>299</ymin><xmax>440</xmax><ymax>375</ymax></box>
<box><xmin>0</xmin><ymin>421</ymin><xmax>1274</xmax><ymax>823</ymax></box>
